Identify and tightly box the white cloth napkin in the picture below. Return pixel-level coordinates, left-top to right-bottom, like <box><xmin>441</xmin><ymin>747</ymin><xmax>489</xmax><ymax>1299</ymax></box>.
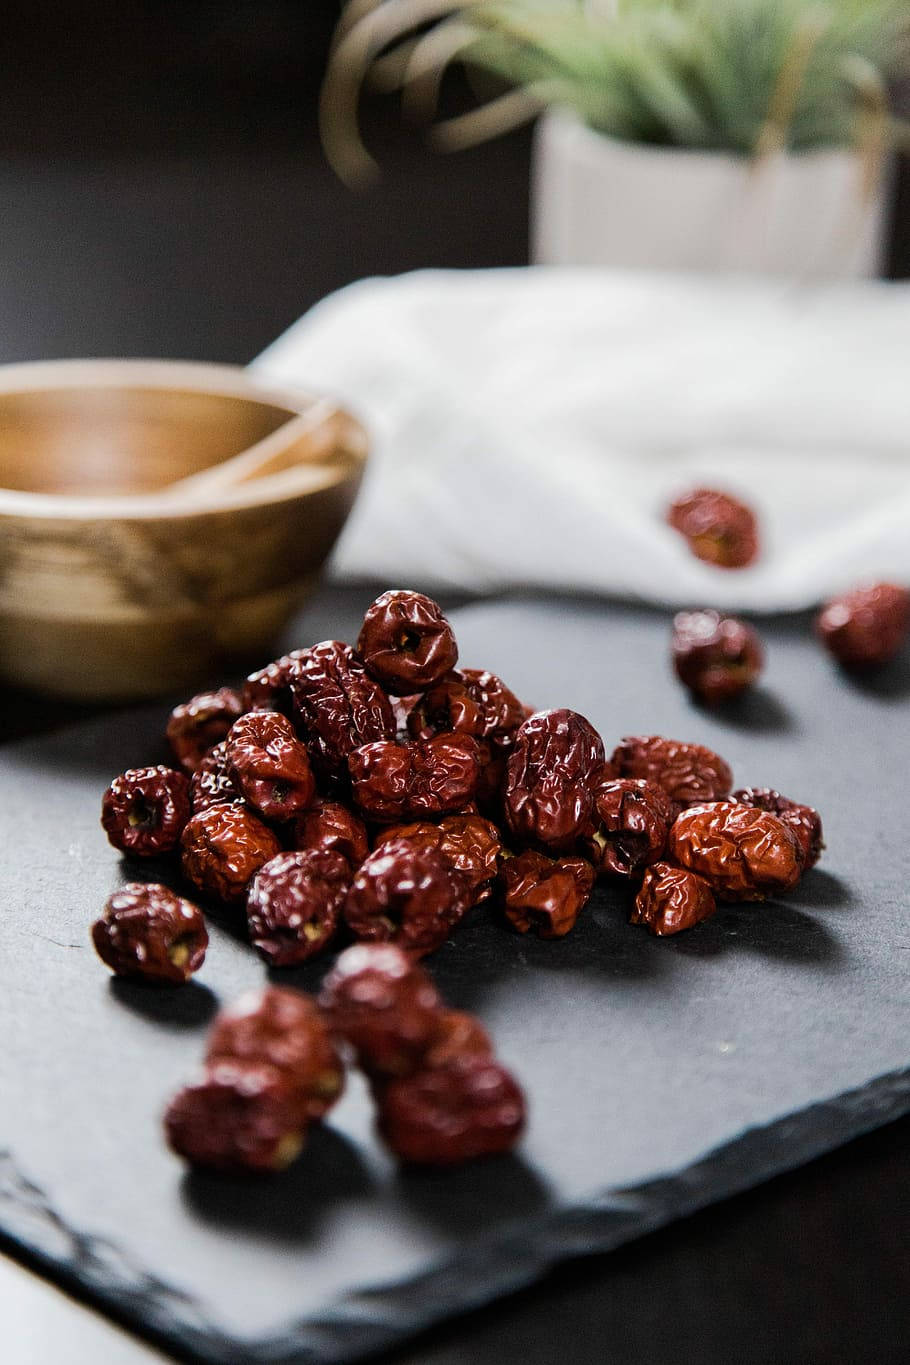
<box><xmin>251</xmin><ymin>268</ymin><xmax>910</xmax><ymax>611</ymax></box>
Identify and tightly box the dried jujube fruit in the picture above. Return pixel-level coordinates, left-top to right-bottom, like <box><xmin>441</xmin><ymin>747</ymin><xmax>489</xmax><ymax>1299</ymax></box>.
<box><xmin>190</xmin><ymin>742</ymin><xmax>244</xmax><ymax>813</ymax></box>
<box><xmin>407</xmin><ymin>667</ymin><xmax>525</xmax><ymax>748</ymax></box>
<box><xmin>318</xmin><ymin>943</ymin><xmax>443</xmax><ymax>1079</ymax></box>
<box><xmin>343</xmin><ymin>838</ymin><xmax>473</xmax><ymax>957</ymax></box>
<box><xmin>163</xmin><ymin>1061</ymin><xmax>308</xmax><ymax>1172</ymax></box>
<box><xmin>732</xmin><ymin>787</ymin><xmax>824</xmax><ymax>870</ymax></box>
<box><xmin>667</xmin><ymin>488</ymin><xmax>759</xmax><ymax>569</ymax></box>
<box><xmin>225</xmin><ymin>710</ymin><xmax>315</xmax><ymax>822</ymax></box>
<box><xmin>583</xmin><ymin>777</ymin><xmax>673</xmax><ymax>878</ymax></box>
<box><xmin>374</xmin><ymin>814</ymin><xmax>503</xmax><ymax>903</ymax></box>
<box><xmin>245</xmin><ymin>849</ymin><xmax>350</xmax><ymax>966</ymax></box>
<box><xmin>166</xmin><ymin>687</ymin><xmax>244</xmax><ymax>774</ymax></box>
<box><xmin>611</xmin><ymin>735</ymin><xmax>733</xmax><ymax>808</ymax></box>
<box><xmin>292</xmin><ymin>800</ymin><xmax>369</xmax><ymax>870</ymax></box>
<box><xmin>504</xmin><ymin>709</ymin><xmax>605</xmax><ymax>852</ymax></box>
<box><xmin>348</xmin><ymin>735</ymin><xmax>481</xmax><ymax>822</ymax></box>
<box><xmin>668</xmin><ymin>801</ymin><xmax>803</xmax><ymax>902</ymax></box>
<box><xmin>180</xmin><ymin>804</ymin><xmax>281</xmax><ymax>904</ymax></box>
<box><xmin>423</xmin><ymin>1009</ymin><xmax>493</xmax><ymax>1070</ymax></box>
<box><xmin>91</xmin><ymin>882</ymin><xmax>207</xmax><ymax>983</ymax></box>
<box><xmin>101</xmin><ymin>765</ymin><xmax>191</xmax><ymax>857</ymax></box>
<box><xmin>631</xmin><ymin>863</ymin><xmax>717</xmax><ymax>936</ymax></box>
<box><xmin>815</xmin><ymin>582</ymin><xmax>910</xmax><ymax>668</ymax></box>
<box><xmin>289</xmin><ymin>640</ymin><xmax>396</xmax><ymax>779</ymax></box>
<box><xmin>672</xmin><ymin>610</ymin><xmax>764</xmax><ymax>705</ymax></box>
<box><xmin>500</xmin><ymin>850</ymin><xmax>595</xmax><ymax>939</ymax></box>
<box><xmin>358</xmin><ymin>589</ymin><xmax>458</xmax><ymax>692</ymax></box>
<box><xmin>377</xmin><ymin>1056</ymin><xmax>525</xmax><ymax>1165</ymax></box>
<box><xmin>206</xmin><ymin>987</ymin><xmax>344</xmax><ymax>1119</ymax></box>
<box><xmin>242</xmin><ymin>649</ymin><xmax>310</xmax><ymax>715</ymax></box>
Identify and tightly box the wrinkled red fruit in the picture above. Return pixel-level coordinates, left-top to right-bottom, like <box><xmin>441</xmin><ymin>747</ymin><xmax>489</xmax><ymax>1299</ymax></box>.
<box><xmin>343</xmin><ymin>838</ymin><xmax>473</xmax><ymax>957</ymax></box>
<box><xmin>91</xmin><ymin>882</ymin><xmax>207</xmax><ymax>983</ymax></box>
<box><xmin>348</xmin><ymin>735</ymin><xmax>481</xmax><ymax>822</ymax></box>
<box><xmin>163</xmin><ymin>1061</ymin><xmax>308</xmax><ymax>1172</ymax></box>
<box><xmin>206</xmin><ymin>987</ymin><xmax>344</xmax><ymax>1119</ymax></box>
<box><xmin>424</xmin><ymin>1009</ymin><xmax>493</xmax><ymax>1070</ymax></box>
<box><xmin>583</xmin><ymin>777</ymin><xmax>673</xmax><ymax>878</ymax></box>
<box><xmin>668</xmin><ymin>801</ymin><xmax>803</xmax><ymax>902</ymax></box>
<box><xmin>245</xmin><ymin>850</ymin><xmax>350</xmax><ymax>966</ymax></box>
<box><xmin>500</xmin><ymin>850</ymin><xmax>594</xmax><ymax>938</ymax></box>
<box><xmin>504</xmin><ymin>709</ymin><xmax>605</xmax><ymax>852</ymax></box>
<box><xmin>190</xmin><ymin>742</ymin><xmax>244</xmax><ymax>813</ymax></box>
<box><xmin>293</xmin><ymin>800</ymin><xmax>369</xmax><ymax>870</ymax></box>
<box><xmin>377</xmin><ymin>1056</ymin><xmax>525</xmax><ymax>1165</ymax></box>
<box><xmin>181</xmin><ymin>805</ymin><xmax>281</xmax><ymax>904</ymax></box>
<box><xmin>242</xmin><ymin>649</ymin><xmax>310</xmax><ymax>715</ymax></box>
<box><xmin>375</xmin><ymin>815</ymin><xmax>503</xmax><ymax>904</ymax></box>
<box><xmin>101</xmin><ymin>765</ymin><xmax>191</xmax><ymax>857</ymax></box>
<box><xmin>631</xmin><ymin>863</ymin><xmax>717</xmax><ymax>936</ymax></box>
<box><xmin>166</xmin><ymin>688</ymin><xmax>244</xmax><ymax>774</ymax></box>
<box><xmin>319</xmin><ymin>943</ymin><xmax>442</xmax><ymax>1079</ymax></box>
<box><xmin>611</xmin><ymin>735</ymin><xmax>732</xmax><ymax>808</ymax></box>
<box><xmin>672</xmin><ymin>610</ymin><xmax>764</xmax><ymax>705</ymax></box>
<box><xmin>407</xmin><ymin>668</ymin><xmax>525</xmax><ymax>747</ymax></box>
<box><xmin>289</xmin><ymin>640</ymin><xmax>395</xmax><ymax>779</ymax></box>
<box><xmin>667</xmin><ymin>488</ymin><xmax>759</xmax><ymax>569</ymax></box>
<box><xmin>732</xmin><ymin>787</ymin><xmax>824</xmax><ymax>870</ymax></box>
<box><xmin>225</xmin><ymin>710</ymin><xmax>315</xmax><ymax>822</ymax></box>
<box><xmin>815</xmin><ymin>582</ymin><xmax>910</xmax><ymax>668</ymax></box>
<box><xmin>357</xmin><ymin>589</ymin><xmax>458</xmax><ymax>693</ymax></box>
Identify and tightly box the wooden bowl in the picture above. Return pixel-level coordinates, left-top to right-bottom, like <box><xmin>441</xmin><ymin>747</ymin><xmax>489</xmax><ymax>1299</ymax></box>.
<box><xmin>0</xmin><ymin>360</ymin><xmax>368</xmax><ymax>700</ymax></box>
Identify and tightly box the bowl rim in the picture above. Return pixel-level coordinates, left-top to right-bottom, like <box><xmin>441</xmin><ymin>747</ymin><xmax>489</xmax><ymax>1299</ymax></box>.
<box><xmin>0</xmin><ymin>358</ymin><xmax>368</xmax><ymax>520</ymax></box>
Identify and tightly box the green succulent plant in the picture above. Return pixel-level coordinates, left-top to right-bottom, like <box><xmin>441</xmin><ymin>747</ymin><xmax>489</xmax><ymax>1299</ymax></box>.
<box><xmin>321</xmin><ymin>0</ymin><xmax>910</xmax><ymax>182</ymax></box>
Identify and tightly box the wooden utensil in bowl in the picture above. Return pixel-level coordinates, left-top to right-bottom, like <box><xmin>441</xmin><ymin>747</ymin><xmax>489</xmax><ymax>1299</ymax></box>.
<box><xmin>0</xmin><ymin>360</ymin><xmax>368</xmax><ymax>700</ymax></box>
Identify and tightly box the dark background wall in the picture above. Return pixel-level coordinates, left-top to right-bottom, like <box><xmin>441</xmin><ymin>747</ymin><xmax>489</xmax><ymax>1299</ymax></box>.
<box><xmin>0</xmin><ymin>0</ymin><xmax>530</xmax><ymax>364</ymax></box>
<box><xmin>0</xmin><ymin>0</ymin><xmax>905</xmax><ymax>365</ymax></box>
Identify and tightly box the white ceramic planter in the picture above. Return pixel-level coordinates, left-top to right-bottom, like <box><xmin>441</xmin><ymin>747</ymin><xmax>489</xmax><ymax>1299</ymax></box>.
<box><xmin>532</xmin><ymin>110</ymin><xmax>889</xmax><ymax>278</ymax></box>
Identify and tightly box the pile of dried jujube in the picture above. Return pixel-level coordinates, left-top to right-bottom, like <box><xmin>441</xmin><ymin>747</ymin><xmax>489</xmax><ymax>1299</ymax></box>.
<box><xmin>94</xmin><ymin>586</ymin><xmax>836</xmax><ymax>1173</ymax></box>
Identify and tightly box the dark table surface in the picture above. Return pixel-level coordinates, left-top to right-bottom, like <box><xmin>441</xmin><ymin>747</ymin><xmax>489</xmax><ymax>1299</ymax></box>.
<box><xmin>0</xmin><ymin>6</ymin><xmax>907</xmax><ymax>1359</ymax></box>
<box><xmin>2</xmin><ymin>587</ymin><xmax>909</xmax><ymax>1365</ymax></box>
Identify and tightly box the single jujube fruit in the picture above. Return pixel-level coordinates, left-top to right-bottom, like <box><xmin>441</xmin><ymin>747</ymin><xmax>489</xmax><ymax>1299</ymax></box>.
<box><xmin>631</xmin><ymin>863</ymin><xmax>717</xmax><ymax>936</ymax></box>
<box><xmin>611</xmin><ymin>735</ymin><xmax>733</xmax><ymax>808</ymax></box>
<box><xmin>245</xmin><ymin>849</ymin><xmax>350</xmax><ymax>966</ymax></box>
<box><xmin>357</xmin><ymin>589</ymin><xmax>458</xmax><ymax>692</ymax></box>
<box><xmin>672</xmin><ymin>610</ymin><xmax>764</xmax><ymax>705</ymax></box>
<box><xmin>732</xmin><ymin>787</ymin><xmax>824</xmax><ymax>870</ymax></box>
<box><xmin>504</xmin><ymin>708</ymin><xmax>605</xmax><ymax>852</ymax></box>
<box><xmin>500</xmin><ymin>850</ymin><xmax>595</xmax><ymax>938</ymax></box>
<box><xmin>91</xmin><ymin>882</ymin><xmax>207</xmax><ymax>983</ymax></box>
<box><xmin>166</xmin><ymin>688</ymin><xmax>244</xmax><ymax>774</ymax></box>
<box><xmin>582</xmin><ymin>776</ymin><xmax>673</xmax><ymax>878</ymax></box>
<box><xmin>377</xmin><ymin>1056</ymin><xmax>526</xmax><ymax>1165</ymax></box>
<box><xmin>343</xmin><ymin>838</ymin><xmax>473</xmax><ymax>957</ymax></box>
<box><xmin>205</xmin><ymin>987</ymin><xmax>344</xmax><ymax>1119</ymax></box>
<box><xmin>318</xmin><ymin>943</ymin><xmax>443</xmax><ymax>1079</ymax></box>
<box><xmin>667</xmin><ymin>488</ymin><xmax>759</xmax><ymax>569</ymax></box>
<box><xmin>289</xmin><ymin>640</ymin><xmax>396</xmax><ymax>779</ymax></box>
<box><xmin>225</xmin><ymin>709</ymin><xmax>316</xmax><ymax>821</ymax></box>
<box><xmin>668</xmin><ymin>801</ymin><xmax>803</xmax><ymax>901</ymax></box>
<box><xmin>815</xmin><ymin>582</ymin><xmax>910</xmax><ymax>668</ymax></box>
<box><xmin>163</xmin><ymin>1060</ymin><xmax>309</xmax><ymax>1173</ymax></box>
<box><xmin>181</xmin><ymin>804</ymin><xmax>281</xmax><ymax>904</ymax></box>
<box><xmin>101</xmin><ymin>765</ymin><xmax>191</xmax><ymax>857</ymax></box>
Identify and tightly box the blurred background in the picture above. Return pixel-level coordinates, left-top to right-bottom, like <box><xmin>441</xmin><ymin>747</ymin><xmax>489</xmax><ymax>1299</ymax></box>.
<box><xmin>2</xmin><ymin>0</ymin><xmax>909</xmax><ymax>368</ymax></box>
<box><xmin>0</xmin><ymin>0</ymin><xmax>535</xmax><ymax>363</ymax></box>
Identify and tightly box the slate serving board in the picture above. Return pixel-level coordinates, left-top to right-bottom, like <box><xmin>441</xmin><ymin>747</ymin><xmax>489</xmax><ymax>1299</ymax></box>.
<box><xmin>1</xmin><ymin>595</ymin><xmax>908</xmax><ymax>1365</ymax></box>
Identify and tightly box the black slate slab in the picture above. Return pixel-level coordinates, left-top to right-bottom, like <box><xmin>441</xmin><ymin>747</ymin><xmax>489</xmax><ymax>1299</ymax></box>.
<box><xmin>0</xmin><ymin>595</ymin><xmax>908</xmax><ymax>1364</ymax></box>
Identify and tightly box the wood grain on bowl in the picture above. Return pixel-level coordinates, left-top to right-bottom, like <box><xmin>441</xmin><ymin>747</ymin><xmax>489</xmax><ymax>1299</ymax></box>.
<box><xmin>0</xmin><ymin>361</ymin><xmax>368</xmax><ymax>700</ymax></box>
